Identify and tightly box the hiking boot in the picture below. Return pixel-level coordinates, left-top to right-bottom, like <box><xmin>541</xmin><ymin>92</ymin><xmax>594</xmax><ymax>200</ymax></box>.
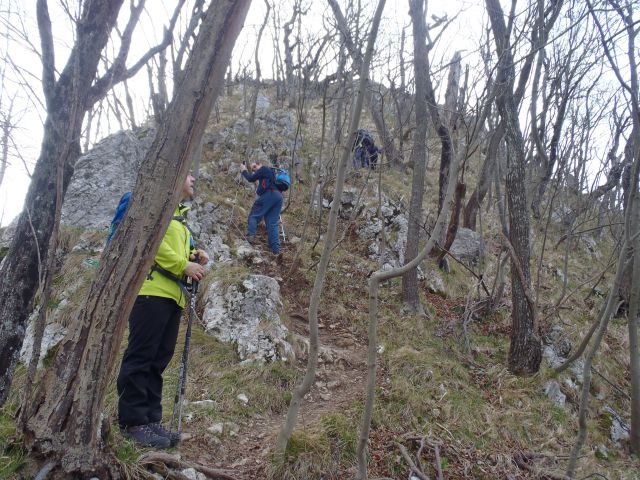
<box><xmin>276</xmin><ymin>253</ymin><xmax>283</xmax><ymax>265</ymax></box>
<box><xmin>246</xmin><ymin>235</ymin><xmax>257</xmax><ymax>245</ymax></box>
<box><xmin>122</xmin><ymin>424</ymin><xmax>170</xmax><ymax>449</ymax></box>
<box><xmin>148</xmin><ymin>421</ymin><xmax>181</xmax><ymax>447</ymax></box>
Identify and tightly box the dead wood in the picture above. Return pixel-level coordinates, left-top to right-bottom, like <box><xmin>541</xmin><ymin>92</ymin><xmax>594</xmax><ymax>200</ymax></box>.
<box><xmin>139</xmin><ymin>452</ymin><xmax>239</xmax><ymax>480</ymax></box>
<box><xmin>395</xmin><ymin>441</ymin><xmax>430</xmax><ymax>480</ymax></box>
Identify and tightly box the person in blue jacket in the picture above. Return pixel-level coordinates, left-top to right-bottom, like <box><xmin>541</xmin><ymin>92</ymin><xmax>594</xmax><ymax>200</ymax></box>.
<box><xmin>241</xmin><ymin>161</ymin><xmax>282</xmax><ymax>261</ymax></box>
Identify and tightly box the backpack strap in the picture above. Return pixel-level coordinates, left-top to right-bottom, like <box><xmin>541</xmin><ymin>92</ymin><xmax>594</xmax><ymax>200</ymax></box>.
<box><xmin>147</xmin><ymin>262</ymin><xmax>189</xmax><ymax>298</ymax></box>
<box><xmin>172</xmin><ymin>214</ymin><xmax>197</xmax><ymax>249</ymax></box>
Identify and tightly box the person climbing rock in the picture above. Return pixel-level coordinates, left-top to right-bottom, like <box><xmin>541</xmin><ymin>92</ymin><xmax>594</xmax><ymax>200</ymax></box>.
<box><xmin>241</xmin><ymin>161</ymin><xmax>283</xmax><ymax>264</ymax></box>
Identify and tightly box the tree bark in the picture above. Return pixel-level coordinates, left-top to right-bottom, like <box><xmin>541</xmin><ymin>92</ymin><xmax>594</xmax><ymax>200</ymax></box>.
<box><xmin>22</xmin><ymin>1</ymin><xmax>250</xmax><ymax>475</ymax></box>
<box><xmin>486</xmin><ymin>0</ymin><xmax>542</xmax><ymax>375</ymax></box>
<box><xmin>0</xmin><ymin>0</ymin><xmax>126</xmax><ymax>406</ymax></box>
<box><xmin>401</xmin><ymin>0</ymin><xmax>431</xmax><ymax>313</ymax></box>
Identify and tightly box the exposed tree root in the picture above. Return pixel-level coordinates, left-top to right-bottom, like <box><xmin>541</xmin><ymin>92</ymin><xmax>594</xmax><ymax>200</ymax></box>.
<box><xmin>139</xmin><ymin>452</ymin><xmax>239</xmax><ymax>480</ymax></box>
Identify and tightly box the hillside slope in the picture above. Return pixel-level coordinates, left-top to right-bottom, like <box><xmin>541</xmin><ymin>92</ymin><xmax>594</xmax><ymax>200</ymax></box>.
<box><xmin>1</xmin><ymin>86</ymin><xmax>638</xmax><ymax>480</ymax></box>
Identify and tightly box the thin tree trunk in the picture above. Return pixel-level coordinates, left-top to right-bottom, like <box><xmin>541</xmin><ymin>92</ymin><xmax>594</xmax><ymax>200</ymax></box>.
<box><xmin>566</xmin><ymin>240</ymin><xmax>630</xmax><ymax>476</ymax></box>
<box><xmin>248</xmin><ymin>0</ymin><xmax>270</xmax><ymax>139</ymax></box>
<box><xmin>275</xmin><ymin>0</ymin><xmax>386</xmax><ymax>455</ymax></box>
<box><xmin>357</xmin><ymin>88</ymin><xmax>461</xmax><ymax>480</ymax></box>
<box><xmin>400</xmin><ymin>0</ymin><xmax>431</xmax><ymax>313</ymax></box>
<box><xmin>486</xmin><ymin>0</ymin><xmax>544</xmax><ymax>374</ymax></box>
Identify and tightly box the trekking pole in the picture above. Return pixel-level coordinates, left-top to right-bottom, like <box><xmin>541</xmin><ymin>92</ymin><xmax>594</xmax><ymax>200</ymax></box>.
<box><xmin>279</xmin><ymin>215</ymin><xmax>286</xmax><ymax>243</ymax></box>
<box><xmin>170</xmin><ymin>279</ymin><xmax>199</xmax><ymax>435</ymax></box>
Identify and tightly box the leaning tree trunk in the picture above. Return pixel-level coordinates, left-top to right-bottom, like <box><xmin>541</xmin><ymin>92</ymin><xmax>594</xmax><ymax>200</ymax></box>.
<box><xmin>276</xmin><ymin>0</ymin><xmax>386</xmax><ymax>454</ymax></box>
<box><xmin>357</xmin><ymin>82</ymin><xmax>462</xmax><ymax>480</ymax></box>
<box><xmin>464</xmin><ymin>122</ymin><xmax>502</xmax><ymax>231</ymax></box>
<box><xmin>486</xmin><ymin>0</ymin><xmax>542</xmax><ymax>374</ymax></box>
<box><xmin>0</xmin><ymin>0</ymin><xmax>126</xmax><ymax>406</ymax></box>
<box><xmin>22</xmin><ymin>1</ymin><xmax>250</xmax><ymax>476</ymax></box>
<box><xmin>401</xmin><ymin>0</ymin><xmax>431</xmax><ymax>313</ymax></box>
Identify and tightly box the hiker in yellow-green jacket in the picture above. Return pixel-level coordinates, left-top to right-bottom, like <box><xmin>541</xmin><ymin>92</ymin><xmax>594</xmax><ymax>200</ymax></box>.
<box><xmin>117</xmin><ymin>173</ymin><xmax>209</xmax><ymax>449</ymax></box>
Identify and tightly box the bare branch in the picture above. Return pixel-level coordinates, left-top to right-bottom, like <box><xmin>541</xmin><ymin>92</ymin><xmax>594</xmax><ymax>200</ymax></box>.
<box><xmin>36</xmin><ymin>0</ymin><xmax>55</xmax><ymax>107</ymax></box>
<box><xmin>87</xmin><ymin>0</ymin><xmax>187</xmax><ymax>107</ymax></box>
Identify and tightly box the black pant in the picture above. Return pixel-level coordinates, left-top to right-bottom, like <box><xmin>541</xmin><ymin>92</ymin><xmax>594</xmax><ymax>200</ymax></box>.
<box><xmin>117</xmin><ymin>295</ymin><xmax>182</xmax><ymax>427</ymax></box>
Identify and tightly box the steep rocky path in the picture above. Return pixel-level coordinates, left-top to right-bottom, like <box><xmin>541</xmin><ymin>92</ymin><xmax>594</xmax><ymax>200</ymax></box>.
<box><xmin>179</xmin><ymin>243</ymin><xmax>371</xmax><ymax>479</ymax></box>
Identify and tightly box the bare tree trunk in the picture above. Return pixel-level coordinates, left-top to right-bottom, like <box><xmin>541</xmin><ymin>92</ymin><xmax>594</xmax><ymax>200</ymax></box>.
<box><xmin>276</xmin><ymin>0</ymin><xmax>386</xmax><ymax>456</ymax></box>
<box><xmin>566</xmin><ymin>239</ymin><xmax>631</xmax><ymax>476</ymax></box>
<box><xmin>401</xmin><ymin>0</ymin><xmax>431</xmax><ymax>313</ymax></box>
<box><xmin>283</xmin><ymin>2</ymin><xmax>300</xmax><ymax>109</ymax></box>
<box><xmin>0</xmin><ymin>0</ymin><xmax>126</xmax><ymax>406</ymax></box>
<box><xmin>486</xmin><ymin>0</ymin><xmax>543</xmax><ymax>375</ymax></box>
<box><xmin>0</xmin><ymin>95</ymin><xmax>15</xmax><ymax>188</ymax></box>
<box><xmin>464</xmin><ymin>117</ymin><xmax>501</xmax><ymax>230</ymax></box>
<box><xmin>333</xmin><ymin>46</ymin><xmax>347</xmax><ymax>145</ymax></box>
<box><xmin>357</xmin><ymin>87</ymin><xmax>461</xmax><ymax>480</ymax></box>
<box><xmin>20</xmin><ymin>134</ymin><xmax>65</xmax><ymax>426</ymax></box>
<box><xmin>22</xmin><ymin>1</ymin><xmax>250</xmax><ymax>475</ymax></box>
<box><xmin>627</xmin><ymin>196</ymin><xmax>640</xmax><ymax>454</ymax></box>
<box><xmin>0</xmin><ymin>0</ymin><xmax>185</xmax><ymax>406</ymax></box>
<box><xmin>248</xmin><ymin>0</ymin><xmax>270</xmax><ymax>139</ymax></box>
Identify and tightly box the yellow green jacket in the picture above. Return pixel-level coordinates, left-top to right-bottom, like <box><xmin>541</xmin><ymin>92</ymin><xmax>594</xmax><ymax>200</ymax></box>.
<box><xmin>139</xmin><ymin>204</ymin><xmax>193</xmax><ymax>308</ymax></box>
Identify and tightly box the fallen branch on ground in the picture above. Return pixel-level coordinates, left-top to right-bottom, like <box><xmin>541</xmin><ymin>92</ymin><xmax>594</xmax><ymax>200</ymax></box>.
<box><xmin>139</xmin><ymin>452</ymin><xmax>239</xmax><ymax>480</ymax></box>
<box><xmin>395</xmin><ymin>441</ymin><xmax>430</xmax><ymax>480</ymax></box>
<box><xmin>513</xmin><ymin>451</ymin><xmax>569</xmax><ymax>480</ymax></box>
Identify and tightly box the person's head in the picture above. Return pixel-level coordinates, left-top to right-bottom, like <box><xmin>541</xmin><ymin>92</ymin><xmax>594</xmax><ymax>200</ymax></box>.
<box><xmin>182</xmin><ymin>172</ymin><xmax>195</xmax><ymax>200</ymax></box>
<box><xmin>250</xmin><ymin>162</ymin><xmax>261</xmax><ymax>173</ymax></box>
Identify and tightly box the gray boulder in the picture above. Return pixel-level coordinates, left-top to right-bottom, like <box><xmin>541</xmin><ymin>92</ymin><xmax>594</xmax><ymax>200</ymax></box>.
<box><xmin>603</xmin><ymin>406</ymin><xmax>631</xmax><ymax>445</ymax></box>
<box><xmin>544</xmin><ymin>380</ymin><xmax>566</xmax><ymax>408</ymax></box>
<box><xmin>0</xmin><ymin>219</ymin><xmax>17</xmax><ymax>249</ymax></box>
<box><xmin>61</xmin><ymin>126</ymin><xmax>156</xmax><ymax>229</ymax></box>
<box><xmin>449</xmin><ymin>228</ymin><xmax>485</xmax><ymax>265</ymax></box>
<box><xmin>255</xmin><ymin>92</ymin><xmax>271</xmax><ymax>112</ymax></box>
<box><xmin>202</xmin><ymin>274</ymin><xmax>292</xmax><ymax>362</ymax></box>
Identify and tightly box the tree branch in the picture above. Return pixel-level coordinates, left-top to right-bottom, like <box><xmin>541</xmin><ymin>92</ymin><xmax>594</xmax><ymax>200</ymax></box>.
<box><xmin>87</xmin><ymin>0</ymin><xmax>187</xmax><ymax>107</ymax></box>
<box><xmin>36</xmin><ymin>0</ymin><xmax>55</xmax><ymax>108</ymax></box>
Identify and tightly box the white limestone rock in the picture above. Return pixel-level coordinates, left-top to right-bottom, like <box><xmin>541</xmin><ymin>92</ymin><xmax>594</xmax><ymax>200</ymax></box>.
<box><xmin>202</xmin><ymin>274</ymin><xmax>293</xmax><ymax>362</ymax></box>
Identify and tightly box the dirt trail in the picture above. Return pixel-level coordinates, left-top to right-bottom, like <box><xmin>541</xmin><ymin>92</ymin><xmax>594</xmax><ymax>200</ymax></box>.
<box><xmin>180</xmin><ymin>249</ymin><xmax>371</xmax><ymax>479</ymax></box>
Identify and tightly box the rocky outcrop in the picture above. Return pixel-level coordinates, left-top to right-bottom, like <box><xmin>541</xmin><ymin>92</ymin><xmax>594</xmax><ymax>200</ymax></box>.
<box><xmin>449</xmin><ymin>227</ymin><xmax>485</xmax><ymax>265</ymax></box>
<box><xmin>202</xmin><ymin>274</ymin><xmax>292</xmax><ymax>362</ymax></box>
<box><xmin>61</xmin><ymin>126</ymin><xmax>156</xmax><ymax>229</ymax></box>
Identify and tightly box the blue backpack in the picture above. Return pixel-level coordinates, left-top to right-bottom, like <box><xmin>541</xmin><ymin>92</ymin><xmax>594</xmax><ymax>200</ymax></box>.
<box><xmin>105</xmin><ymin>192</ymin><xmax>132</xmax><ymax>246</ymax></box>
<box><xmin>272</xmin><ymin>167</ymin><xmax>291</xmax><ymax>192</ymax></box>
<box><xmin>105</xmin><ymin>192</ymin><xmax>195</xmax><ymax>250</ymax></box>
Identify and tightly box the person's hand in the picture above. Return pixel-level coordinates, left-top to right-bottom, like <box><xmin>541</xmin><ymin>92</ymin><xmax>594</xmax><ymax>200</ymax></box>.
<box><xmin>184</xmin><ymin>261</ymin><xmax>205</xmax><ymax>281</ymax></box>
<box><xmin>240</xmin><ymin>163</ymin><xmax>247</xmax><ymax>172</ymax></box>
<box><xmin>191</xmin><ymin>249</ymin><xmax>209</xmax><ymax>265</ymax></box>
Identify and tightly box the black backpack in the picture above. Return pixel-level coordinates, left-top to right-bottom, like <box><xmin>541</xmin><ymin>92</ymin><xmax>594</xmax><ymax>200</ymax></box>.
<box><xmin>353</xmin><ymin>128</ymin><xmax>374</xmax><ymax>151</ymax></box>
